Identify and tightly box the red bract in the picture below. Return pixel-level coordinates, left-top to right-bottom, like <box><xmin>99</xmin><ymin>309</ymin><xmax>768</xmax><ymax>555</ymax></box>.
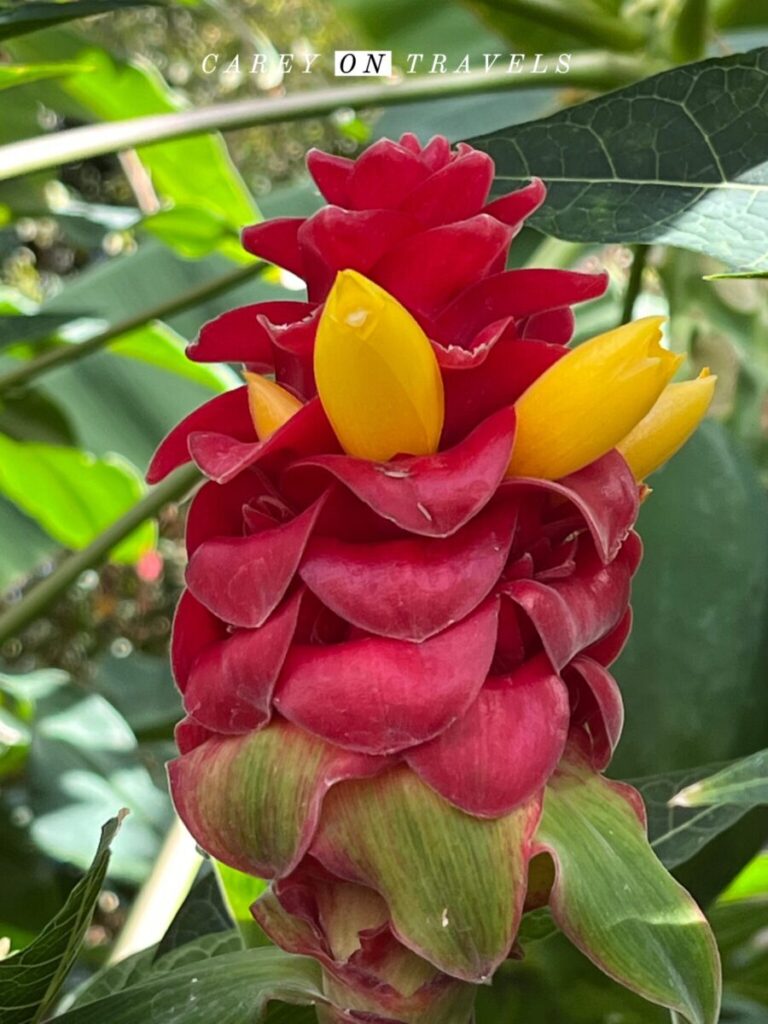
<box><xmin>157</xmin><ymin>135</ymin><xmax>651</xmax><ymax>1022</ymax></box>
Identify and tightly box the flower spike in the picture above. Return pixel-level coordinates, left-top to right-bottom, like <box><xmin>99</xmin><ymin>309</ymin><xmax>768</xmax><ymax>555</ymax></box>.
<box><xmin>156</xmin><ymin>135</ymin><xmax>720</xmax><ymax>1024</ymax></box>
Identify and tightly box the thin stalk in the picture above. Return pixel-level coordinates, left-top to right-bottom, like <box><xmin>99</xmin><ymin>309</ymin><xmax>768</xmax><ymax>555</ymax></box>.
<box><xmin>0</xmin><ymin>462</ymin><xmax>200</xmax><ymax>645</ymax></box>
<box><xmin>0</xmin><ymin>53</ymin><xmax>648</xmax><ymax>182</ymax></box>
<box><xmin>108</xmin><ymin>817</ymin><xmax>203</xmax><ymax>964</ymax></box>
<box><xmin>471</xmin><ymin>0</ymin><xmax>646</xmax><ymax>51</ymax></box>
<box><xmin>0</xmin><ymin>260</ymin><xmax>262</xmax><ymax>393</ymax></box>
<box><xmin>621</xmin><ymin>245</ymin><xmax>649</xmax><ymax>323</ymax></box>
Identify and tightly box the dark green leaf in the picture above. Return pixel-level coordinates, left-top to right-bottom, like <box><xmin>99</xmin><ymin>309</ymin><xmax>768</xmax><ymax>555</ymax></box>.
<box><xmin>0</xmin><ymin>813</ymin><xmax>124</xmax><ymax>1024</ymax></box>
<box><xmin>0</xmin><ymin>315</ymin><xmax>87</xmax><ymax>349</ymax></box>
<box><xmin>0</xmin><ymin>1</ymin><xmax>163</xmax><ymax>41</ymax></box>
<box><xmin>470</xmin><ymin>48</ymin><xmax>768</xmax><ymax>270</ymax></box>
<box><xmin>51</xmin><ymin>946</ymin><xmax>325</xmax><ymax>1024</ymax></box>
<box><xmin>71</xmin><ymin>932</ymin><xmax>241</xmax><ymax>1010</ymax></box>
<box><xmin>155</xmin><ymin>872</ymin><xmax>234</xmax><ymax>959</ymax></box>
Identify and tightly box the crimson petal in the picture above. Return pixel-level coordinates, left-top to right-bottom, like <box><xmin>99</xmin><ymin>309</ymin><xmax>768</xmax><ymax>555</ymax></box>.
<box><xmin>406</xmin><ymin>656</ymin><xmax>569</xmax><ymax>817</ymax></box>
<box><xmin>306</xmin><ymin>148</ymin><xmax>354</xmax><ymax>206</ymax></box>
<box><xmin>564</xmin><ymin>655</ymin><xmax>624</xmax><ymax>770</ymax></box>
<box><xmin>185</xmin><ymin>495</ymin><xmax>327</xmax><ymax>627</ymax></box>
<box><xmin>483</xmin><ymin>178</ymin><xmax>546</xmax><ymax>226</ymax></box>
<box><xmin>298</xmin><ymin>207</ymin><xmax>416</xmax><ymax>301</ymax></box>
<box><xmin>441</xmin><ymin>338</ymin><xmax>564</xmax><ymax>445</ymax></box>
<box><xmin>372</xmin><ymin>215</ymin><xmax>512</xmax><ymax>318</ymax></box>
<box><xmin>502</xmin><ymin>451</ymin><xmax>639</xmax><ymax>563</ymax></box>
<box><xmin>171</xmin><ymin>589</ymin><xmax>227</xmax><ymax>690</ymax></box>
<box><xmin>284</xmin><ymin>406</ymin><xmax>516</xmax><ymax>538</ymax></box>
<box><xmin>189</xmin><ymin>397</ymin><xmax>339</xmax><ymax>484</ymax></box>
<box><xmin>347</xmin><ymin>139</ymin><xmax>431</xmax><ymax>210</ymax></box>
<box><xmin>400</xmin><ymin>151</ymin><xmax>494</xmax><ymax>228</ymax></box>
<box><xmin>435</xmin><ymin>269</ymin><xmax>608</xmax><ymax>345</ymax></box>
<box><xmin>300</xmin><ymin>500</ymin><xmax>517</xmax><ymax>641</ymax></box>
<box><xmin>146</xmin><ymin>386</ymin><xmax>253</xmax><ymax>483</ymax></box>
<box><xmin>521</xmin><ymin>307</ymin><xmax>575</xmax><ymax>345</ymax></box>
<box><xmin>241</xmin><ymin>218</ymin><xmax>305</xmax><ymax>276</ymax></box>
<box><xmin>187</xmin><ymin>301</ymin><xmax>316</xmax><ymax>365</ymax></box>
<box><xmin>274</xmin><ymin>599</ymin><xmax>500</xmax><ymax>754</ymax></box>
<box><xmin>185</xmin><ymin>472</ymin><xmax>275</xmax><ymax>555</ymax></box>
<box><xmin>184</xmin><ymin>589</ymin><xmax>303</xmax><ymax>733</ymax></box>
<box><xmin>502</xmin><ymin>537</ymin><xmax>635</xmax><ymax>670</ymax></box>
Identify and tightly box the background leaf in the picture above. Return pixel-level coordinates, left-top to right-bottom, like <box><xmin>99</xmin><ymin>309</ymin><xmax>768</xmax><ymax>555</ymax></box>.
<box><xmin>0</xmin><ymin>438</ymin><xmax>155</xmax><ymax>563</ymax></box>
<box><xmin>52</xmin><ymin>946</ymin><xmax>325</xmax><ymax>1024</ymax></box>
<box><xmin>0</xmin><ymin>1</ymin><xmax>163</xmax><ymax>41</ymax></box>
<box><xmin>673</xmin><ymin>749</ymin><xmax>768</xmax><ymax>807</ymax></box>
<box><xmin>0</xmin><ymin>813</ymin><xmax>123</xmax><ymax>1024</ymax></box>
<box><xmin>470</xmin><ymin>48</ymin><xmax>768</xmax><ymax>269</ymax></box>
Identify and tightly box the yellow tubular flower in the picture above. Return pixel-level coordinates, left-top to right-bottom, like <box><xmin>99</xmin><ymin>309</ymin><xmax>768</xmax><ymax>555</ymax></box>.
<box><xmin>244</xmin><ymin>372</ymin><xmax>303</xmax><ymax>440</ymax></box>
<box><xmin>507</xmin><ymin>317</ymin><xmax>682</xmax><ymax>481</ymax></box>
<box><xmin>314</xmin><ymin>270</ymin><xmax>444</xmax><ymax>462</ymax></box>
<box><xmin>617</xmin><ymin>368</ymin><xmax>717</xmax><ymax>481</ymax></box>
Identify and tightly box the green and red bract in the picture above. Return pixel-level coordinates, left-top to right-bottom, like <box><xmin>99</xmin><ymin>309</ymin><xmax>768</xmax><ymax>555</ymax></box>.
<box><xmin>151</xmin><ymin>134</ymin><xmax>720</xmax><ymax>1024</ymax></box>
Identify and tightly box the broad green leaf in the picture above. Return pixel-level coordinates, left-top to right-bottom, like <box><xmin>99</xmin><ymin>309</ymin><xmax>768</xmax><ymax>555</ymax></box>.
<box><xmin>470</xmin><ymin>48</ymin><xmax>768</xmax><ymax>270</ymax></box>
<box><xmin>721</xmin><ymin>852</ymin><xmax>768</xmax><ymax>902</ymax></box>
<box><xmin>0</xmin><ymin>62</ymin><xmax>84</xmax><ymax>90</ymax></box>
<box><xmin>673</xmin><ymin>749</ymin><xmax>768</xmax><ymax>808</ymax></box>
<box><xmin>710</xmin><ymin>900</ymin><xmax>768</xmax><ymax>1008</ymax></box>
<box><xmin>0</xmin><ymin>1</ymin><xmax>162</xmax><ymax>40</ymax></box>
<box><xmin>214</xmin><ymin>861</ymin><xmax>269</xmax><ymax>948</ymax></box>
<box><xmin>537</xmin><ymin>759</ymin><xmax>721</xmax><ymax>1024</ymax></box>
<box><xmin>141</xmin><ymin>206</ymin><xmax>243</xmax><ymax>263</ymax></box>
<box><xmin>154</xmin><ymin>872</ymin><xmax>234</xmax><ymax>958</ymax></box>
<box><xmin>612</xmin><ymin>421</ymin><xmax>768</xmax><ymax>777</ymax></box>
<box><xmin>0</xmin><ymin>813</ymin><xmax>124</xmax><ymax>1024</ymax></box>
<box><xmin>313</xmin><ymin>766</ymin><xmax>535</xmax><ymax>982</ymax></box>
<box><xmin>10</xmin><ymin>30</ymin><xmax>258</xmax><ymax>259</ymax></box>
<box><xmin>0</xmin><ymin>437</ymin><xmax>155</xmax><ymax>563</ymax></box>
<box><xmin>50</xmin><ymin>946</ymin><xmax>325</xmax><ymax>1024</ymax></box>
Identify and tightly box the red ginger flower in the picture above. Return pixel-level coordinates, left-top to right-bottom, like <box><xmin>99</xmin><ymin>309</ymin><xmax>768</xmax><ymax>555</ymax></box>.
<box><xmin>151</xmin><ymin>134</ymin><xmax>718</xmax><ymax>1024</ymax></box>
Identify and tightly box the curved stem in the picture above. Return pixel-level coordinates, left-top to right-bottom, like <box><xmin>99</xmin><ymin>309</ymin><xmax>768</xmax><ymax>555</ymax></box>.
<box><xmin>0</xmin><ymin>463</ymin><xmax>200</xmax><ymax>645</ymax></box>
<box><xmin>0</xmin><ymin>53</ymin><xmax>649</xmax><ymax>182</ymax></box>
<box><xmin>0</xmin><ymin>261</ymin><xmax>262</xmax><ymax>394</ymax></box>
<box><xmin>621</xmin><ymin>245</ymin><xmax>649</xmax><ymax>324</ymax></box>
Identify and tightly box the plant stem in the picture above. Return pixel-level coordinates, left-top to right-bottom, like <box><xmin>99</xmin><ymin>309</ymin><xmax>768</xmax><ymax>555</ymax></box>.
<box><xmin>0</xmin><ymin>260</ymin><xmax>262</xmax><ymax>394</ymax></box>
<box><xmin>108</xmin><ymin>816</ymin><xmax>203</xmax><ymax>964</ymax></box>
<box><xmin>0</xmin><ymin>53</ymin><xmax>648</xmax><ymax>182</ymax></box>
<box><xmin>621</xmin><ymin>245</ymin><xmax>649</xmax><ymax>323</ymax></box>
<box><xmin>0</xmin><ymin>462</ymin><xmax>200</xmax><ymax>645</ymax></box>
<box><xmin>471</xmin><ymin>0</ymin><xmax>646</xmax><ymax>51</ymax></box>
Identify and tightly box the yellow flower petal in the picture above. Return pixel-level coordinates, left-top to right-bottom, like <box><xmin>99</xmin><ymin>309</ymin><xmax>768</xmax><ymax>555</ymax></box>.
<box><xmin>314</xmin><ymin>269</ymin><xmax>444</xmax><ymax>461</ymax></box>
<box><xmin>244</xmin><ymin>372</ymin><xmax>302</xmax><ymax>440</ymax></box>
<box><xmin>617</xmin><ymin>368</ymin><xmax>716</xmax><ymax>480</ymax></box>
<box><xmin>507</xmin><ymin>316</ymin><xmax>682</xmax><ymax>480</ymax></box>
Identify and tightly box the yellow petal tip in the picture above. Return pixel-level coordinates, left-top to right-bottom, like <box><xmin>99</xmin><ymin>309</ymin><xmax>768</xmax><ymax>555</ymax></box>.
<box><xmin>314</xmin><ymin>272</ymin><xmax>444</xmax><ymax>462</ymax></box>
<box><xmin>244</xmin><ymin>372</ymin><xmax>303</xmax><ymax>441</ymax></box>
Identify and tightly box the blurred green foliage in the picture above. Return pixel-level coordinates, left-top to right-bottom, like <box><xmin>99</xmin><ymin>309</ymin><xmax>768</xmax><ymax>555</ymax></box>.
<box><xmin>0</xmin><ymin>1</ymin><xmax>767</xmax><ymax>1022</ymax></box>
